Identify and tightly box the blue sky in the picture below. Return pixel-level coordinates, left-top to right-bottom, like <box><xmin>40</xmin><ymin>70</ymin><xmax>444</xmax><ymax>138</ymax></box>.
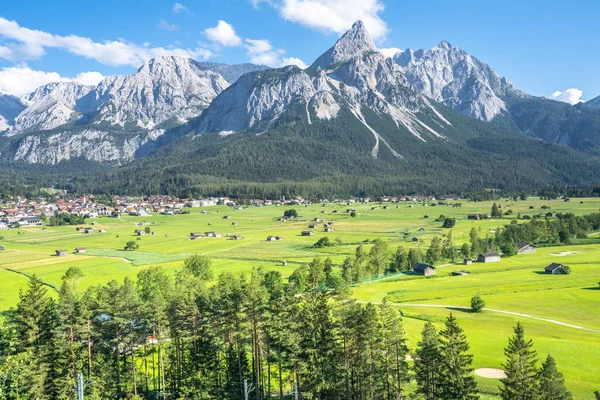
<box><xmin>0</xmin><ymin>0</ymin><xmax>598</xmax><ymax>102</ymax></box>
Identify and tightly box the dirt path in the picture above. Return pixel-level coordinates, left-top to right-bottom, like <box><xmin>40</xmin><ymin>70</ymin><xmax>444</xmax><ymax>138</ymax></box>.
<box><xmin>356</xmin><ymin>302</ymin><xmax>600</xmax><ymax>333</ymax></box>
<box><xmin>401</xmin><ymin>304</ymin><xmax>600</xmax><ymax>333</ymax></box>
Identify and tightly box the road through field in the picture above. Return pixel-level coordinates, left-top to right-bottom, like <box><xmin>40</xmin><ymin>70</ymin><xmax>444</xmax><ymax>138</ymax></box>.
<box><xmin>356</xmin><ymin>301</ymin><xmax>600</xmax><ymax>333</ymax></box>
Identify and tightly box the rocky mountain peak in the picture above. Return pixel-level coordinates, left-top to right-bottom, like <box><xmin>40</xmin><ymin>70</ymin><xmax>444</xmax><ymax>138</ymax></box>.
<box><xmin>310</xmin><ymin>20</ymin><xmax>377</xmax><ymax>70</ymax></box>
<box><xmin>437</xmin><ymin>40</ymin><xmax>452</xmax><ymax>50</ymax></box>
<box><xmin>392</xmin><ymin>41</ymin><xmax>521</xmax><ymax>121</ymax></box>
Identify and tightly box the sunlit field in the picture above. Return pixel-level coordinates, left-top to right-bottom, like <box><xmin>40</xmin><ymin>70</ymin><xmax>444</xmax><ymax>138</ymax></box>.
<box><xmin>1</xmin><ymin>197</ymin><xmax>599</xmax><ymax>397</ymax></box>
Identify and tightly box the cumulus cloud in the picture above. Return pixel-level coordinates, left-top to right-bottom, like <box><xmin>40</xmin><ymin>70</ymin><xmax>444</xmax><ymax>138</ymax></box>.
<box><xmin>173</xmin><ymin>3</ymin><xmax>188</xmax><ymax>13</ymax></box>
<box><xmin>379</xmin><ymin>47</ymin><xmax>401</xmax><ymax>58</ymax></box>
<box><xmin>0</xmin><ymin>17</ymin><xmax>213</xmax><ymax>67</ymax></box>
<box><xmin>253</xmin><ymin>0</ymin><xmax>387</xmax><ymax>41</ymax></box>
<box><xmin>0</xmin><ymin>65</ymin><xmax>104</xmax><ymax>95</ymax></box>
<box><xmin>74</xmin><ymin>71</ymin><xmax>105</xmax><ymax>86</ymax></box>
<box><xmin>245</xmin><ymin>38</ymin><xmax>306</xmax><ymax>68</ymax></box>
<box><xmin>157</xmin><ymin>19</ymin><xmax>180</xmax><ymax>32</ymax></box>
<box><xmin>281</xmin><ymin>57</ymin><xmax>308</xmax><ymax>68</ymax></box>
<box><xmin>204</xmin><ymin>20</ymin><xmax>242</xmax><ymax>47</ymax></box>
<box><xmin>552</xmin><ymin>88</ymin><xmax>584</xmax><ymax>105</ymax></box>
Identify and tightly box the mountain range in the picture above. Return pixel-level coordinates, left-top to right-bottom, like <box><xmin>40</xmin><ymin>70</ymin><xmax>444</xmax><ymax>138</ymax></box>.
<box><xmin>1</xmin><ymin>21</ymin><xmax>600</xmax><ymax>195</ymax></box>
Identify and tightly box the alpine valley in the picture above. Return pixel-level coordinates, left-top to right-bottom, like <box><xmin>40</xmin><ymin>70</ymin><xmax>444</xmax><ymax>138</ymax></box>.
<box><xmin>1</xmin><ymin>21</ymin><xmax>600</xmax><ymax>196</ymax></box>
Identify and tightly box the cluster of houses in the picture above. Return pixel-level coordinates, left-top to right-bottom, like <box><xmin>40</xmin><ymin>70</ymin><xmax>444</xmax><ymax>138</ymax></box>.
<box><xmin>0</xmin><ymin>194</ymin><xmax>253</xmax><ymax>228</ymax></box>
<box><xmin>0</xmin><ymin>191</ymin><xmax>465</xmax><ymax>231</ymax></box>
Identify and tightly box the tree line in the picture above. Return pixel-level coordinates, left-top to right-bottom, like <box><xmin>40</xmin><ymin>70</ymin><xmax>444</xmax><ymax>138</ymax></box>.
<box><xmin>0</xmin><ymin>255</ymin><xmax>580</xmax><ymax>399</ymax></box>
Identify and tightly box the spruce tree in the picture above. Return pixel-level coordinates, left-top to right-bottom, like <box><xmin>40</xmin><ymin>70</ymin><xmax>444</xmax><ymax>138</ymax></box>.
<box><xmin>438</xmin><ymin>313</ymin><xmax>478</xmax><ymax>399</ymax></box>
<box><xmin>500</xmin><ymin>322</ymin><xmax>539</xmax><ymax>400</ymax></box>
<box><xmin>538</xmin><ymin>355</ymin><xmax>572</xmax><ymax>400</ymax></box>
<box><xmin>414</xmin><ymin>322</ymin><xmax>443</xmax><ymax>400</ymax></box>
<box><xmin>10</xmin><ymin>275</ymin><xmax>52</xmax><ymax>399</ymax></box>
<box><xmin>378</xmin><ymin>297</ymin><xmax>409</xmax><ymax>400</ymax></box>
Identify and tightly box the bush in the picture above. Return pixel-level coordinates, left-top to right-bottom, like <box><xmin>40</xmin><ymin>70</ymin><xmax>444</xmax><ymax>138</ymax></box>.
<box><xmin>313</xmin><ymin>236</ymin><xmax>333</xmax><ymax>248</ymax></box>
<box><xmin>561</xmin><ymin>265</ymin><xmax>571</xmax><ymax>275</ymax></box>
<box><xmin>284</xmin><ymin>209</ymin><xmax>298</xmax><ymax>218</ymax></box>
<box><xmin>471</xmin><ymin>295</ymin><xmax>485</xmax><ymax>312</ymax></box>
<box><xmin>442</xmin><ymin>218</ymin><xmax>456</xmax><ymax>228</ymax></box>
<box><xmin>350</xmin><ymin>211</ymin><xmax>357</xmax><ymax>217</ymax></box>
<box><xmin>124</xmin><ymin>241</ymin><xmax>139</xmax><ymax>251</ymax></box>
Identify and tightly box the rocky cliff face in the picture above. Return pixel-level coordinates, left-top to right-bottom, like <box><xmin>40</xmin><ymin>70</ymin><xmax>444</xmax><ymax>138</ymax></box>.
<box><xmin>393</xmin><ymin>42</ymin><xmax>525</xmax><ymax>121</ymax></box>
<box><xmin>10</xmin><ymin>82</ymin><xmax>94</xmax><ymax>135</ymax></box>
<box><xmin>0</xmin><ymin>58</ymin><xmax>266</xmax><ymax>164</ymax></box>
<box><xmin>198</xmin><ymin>21</ymin><xmax>453</xmax><ymax>159</ymax></box>
<box><xmin>87</xmin><ymin>57</ymin><xmax>231</xmax><ymax>129</ymax></box>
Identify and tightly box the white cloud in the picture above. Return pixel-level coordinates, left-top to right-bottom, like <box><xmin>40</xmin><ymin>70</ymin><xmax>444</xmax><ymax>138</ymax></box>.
<box><xmin>268</xmin><ymin>0</ymin><xmax>388</xmax><ymax>41</ymax></box>
<box><xmin>281</xmin><ymin>57</ymin><xmax>308</xmax><ymax>68</ymax></box>
<box><xmin>157</xmin><ymin>19</ymin><xmax>180</xmax><ymax>32</ymax></box>
<box><xmin>379</xmin><ymin>47</ymin><xmax>401</xmax><ymax>58</ymax></box>
<box><xmin>0</xmin><ymin>17</ymin><xmax>213</xmax><ymax>67</ymax></box>
<box><xmin>74</xmin><ymin>71</ymin><xmax>105</xmax><ymax>86</ymax></box>
<box><xmin>204</xmin><ymin>20</ymin><xmax>242</xmax><ymax>47</ymax></box>
<box><xmin>0</xmin><ymin>65</ymin><xmax>89</xmax><ymax>95</ymax></box>
<box><xmin>245</xmin><ymin>38</ymin><xmax>306</xmax><ymax>68</ymax></box>
<box><xmin>552</xmin><ymin>88</ymin><xmax>584</xmax><ymax>105</ymax></box>
<box><xmin>173</xmin><ymin>3</ymin><xmax>188</xmax><ymax>13</ymax></box>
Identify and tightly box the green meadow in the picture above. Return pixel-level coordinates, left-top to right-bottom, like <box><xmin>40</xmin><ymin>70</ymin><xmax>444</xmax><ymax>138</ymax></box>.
<box><xmin>1</xmin><ymin>197</ymin><xmax>600</xmax><ymax>398</ymax></box>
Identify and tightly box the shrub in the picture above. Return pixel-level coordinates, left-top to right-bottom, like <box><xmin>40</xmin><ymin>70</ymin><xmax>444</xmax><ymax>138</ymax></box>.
<box><xmin>561</xmin><ymin>265</ymin><xmax>571</xmax><ymax>275</ymax></box>
<box><xmin>442</xmin><ymin>218</ymin><xmax>456</xmax><ymax>228</ymax></box>
<box><xmin>314</xmin><ymin>236</ymin><xmax>333</xmax><ymax>248</ymax></box>
<box><xmin>124</xmin><ymin>241</ymin><xmax>139</xmax><ymax>251</ymax></box>
<box><xmin>471</xmin><ymin>295</ymin><xmax>485</xmax><ymax>312</ymax></box>
<box><xmin>284</xmin><ymin>209</ymin><xmax>298</xmax><ymax>218</ymax></box>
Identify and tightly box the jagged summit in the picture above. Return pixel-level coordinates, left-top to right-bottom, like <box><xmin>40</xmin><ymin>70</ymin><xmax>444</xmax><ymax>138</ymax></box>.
<box><xmin>437</xmin><ymin>40</ymin><xmax>452</xmax><ymax>50</ymax></box>
<box><xmin>393</xmin><ymin>42</ymin><xmax>520</xmax><ymax>121</ymax></box>
<box><xmin>310</xmin><ymin>20</ymin><xmax>377</xmax><ymax>70</ymax></box>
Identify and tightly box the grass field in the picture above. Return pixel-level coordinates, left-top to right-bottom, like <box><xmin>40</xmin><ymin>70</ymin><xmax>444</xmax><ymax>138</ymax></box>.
<box><xmin>1</xmin><ymin>197</ymin><xmax>599</xmax><ymax>398</ymax></box>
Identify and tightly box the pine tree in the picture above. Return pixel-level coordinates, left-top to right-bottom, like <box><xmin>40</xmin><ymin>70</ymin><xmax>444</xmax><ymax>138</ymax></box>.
<box><xmin>414</xmin><ymin>322</ymin><xmax>443</xmax><ymax>400</ymax></box>
<box><xmin>500</xmin><ymin>322</ymin><xmax>539</xmax><ymax>400</ymax></box>
<box><xmin>378</xmin><ymin>297</ymin><xmax>409</xmax><ymax>400</ymax></box>
<box><xmin>538</xmin><ymin>355</ymin><xmax>572</xmax><ymax>400</ymax></box>
<box><xmin>492</xmin><ymin>203</ymin><xmax>502</xmax><ymax>218</ymax></box>
<box><xmin>438</xmin><ymin>313</ymin><xmax>478</xmax><ymax>399</ymax></box>
<box><xmin>10</xmin><ymin>275</ymin><xmax>53</xmax><ymax>399</ymax></box>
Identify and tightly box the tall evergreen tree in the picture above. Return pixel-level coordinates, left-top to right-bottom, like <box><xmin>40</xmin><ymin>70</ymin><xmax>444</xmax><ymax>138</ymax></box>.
<box><xmin>438</xmin><ymin>313</ymin><xmax>478</xmax><ymax>399</ymax></box>
<box><xmin>414</xmin><ymin>322</ymin><xmax>443</xmax><ymax>400</ymax></box>
<box><xmin>538</xmin><ymin>355</ymin><xmax>572</xmax><ymax>400</ymax></box>
<box><xmin>377</xmin><ymin>297</ymin><xmax>409</xmax><ymax>400</ymax></box>
<box><xmin>500</xmin><ymin>322</ymin><xmax>539</xmax><ymax>400</ymax></box>
<box><xmin>9</xmin><ymin>275</ymin><xmax>53</xmax><ymax>399</ymax></box>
